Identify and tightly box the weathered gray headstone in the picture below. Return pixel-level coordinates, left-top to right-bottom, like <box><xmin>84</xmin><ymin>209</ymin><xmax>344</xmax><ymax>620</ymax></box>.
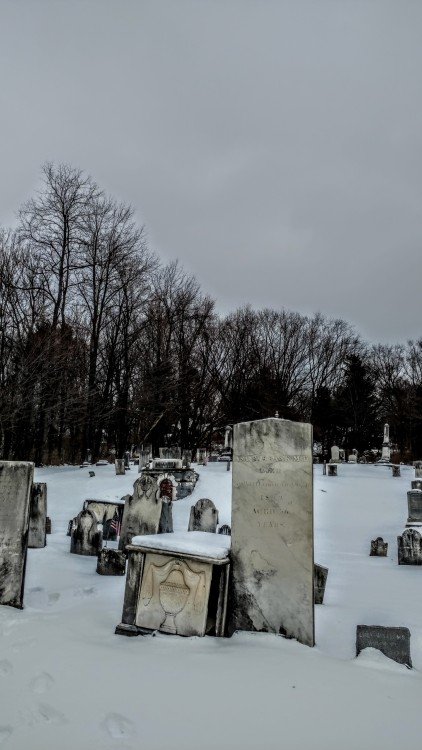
<box><xmin>229</xmin><ymin>417</ymin><xmax>314</xmax><ymax>646</ymax></box>
<box><xmin>411</xmin><ymin>480</ymin><xmax>422</xmax><ymax>490</ymax></box>
<box><xmin>28</xmin><ymin>482</ymin><xmax>47</xmax><ymax>549</ymax></box>
<box><xmin>119</xmin><ymin>476</ymin><xmax>162</xmax><ymax>551</ymax></box>
<box><xmin>182</xmin><ymin>449</ymin><xmax>192</xmax><ymax>468</ymax></box>
<box><xmin>188</xmin><ymin>498</ymin><xmax>219</xmax><ymax>533</ymax></box>
<box><xmin>392</xmin><ymin>465</ymin><xmax>401</xmax><ymax>477</ymax></box>
<box><xmin>397</xmin><ymin>528</ymin><xmax>422</xmax><ymax>565</ymax></box>
<box><xmin>115</xmin><ymin>459</ymin><xmax>125</xmax><ymax>475</ymax></box>
<box><xmin>138</xmin><ymin>450</ymin><xmax>151</xmax><ymax>473</ymax></box>
<box><xmin>45</xmin><ymin>516</ymin><xmax>52</xmax><ymax>534</ymax></box>
<box><xmin>327</xmin><ymin>464</ymin><xmax>337</xmax><ymax>476</ymax></box>
<box><xmin>314</xmin><ymin>563</ymin><xmax>328</xmax><ymax>604</ymax></box>
<box><xmin>0</xmin><ymin>461</ymin><xmax>34</xmax><ymax>609</ymax></box>
<box><xmin>356</xmin><ymin>625</ymin><xmax>412</xmax><ymax>667</ymax></box>
<box><xmin>370</xmin><ymin>537</ymin><xmax>388</xmax><ymax>556</ymax></box>
<box><xmin>70</xmin><ymin>509</ymin><xmax>102</xmax><ymax>556</ymax></box>
<box><xmin>96</xmin><ymin>548</ymin><xmax>126</xmax><ymax>576</ymax></box>
<box><xmin>406</xmin><ymin>490</ymin><xmax>422</xmax><ymax>525</ymax></box>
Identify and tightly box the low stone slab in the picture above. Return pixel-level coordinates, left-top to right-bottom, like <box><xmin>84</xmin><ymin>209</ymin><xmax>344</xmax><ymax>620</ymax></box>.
<box><xmin>356</xmin><ymin>625</ymin><xmax>412</xmax><ymax>667</ymax></box>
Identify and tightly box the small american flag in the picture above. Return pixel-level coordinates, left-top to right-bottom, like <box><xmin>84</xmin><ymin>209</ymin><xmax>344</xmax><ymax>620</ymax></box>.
<box><xmin>110</xmin><ymin>508</ymin><xmax>121</xmax><ymax>537</ymax></box>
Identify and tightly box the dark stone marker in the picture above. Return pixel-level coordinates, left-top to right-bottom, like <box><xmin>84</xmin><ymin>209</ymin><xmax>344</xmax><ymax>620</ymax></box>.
<box><xmin>89</xmin><ymin>471</ymin><xmax>95</xmax><ymax>478</ymax></box>
<box><xmin>406</xmin><ymin>490</ymin><xmax>422</xmax><ymax>525</ymax></box>
<box><xmin>70</xmin><ymin>509</ymin><xmax>102</xmax><ymax>556</ymax></box>
<box><xmin>327</xmin><ymin>464</ymin><xmax>337</xmax><ymax>476</ymax></box>
<box><xmin>96</xmin><ymin>548</ymin><xmax>126</xmax><ymax>576</ymax></box>
<box><xmin>314</xmin><ymin>563</ymin><xmax>328</xmax><ymax>604</ymax></box>
<box><xmin>411</xmin><ymin>480</ymin><xmax>422</xmax><ymax>490</ymax></box>
<box><xmin>218</xmin><ymin>524</ymin><xmax>231</xmax><ymax>536</ymax></box>
<box><xmin>392</xmin><ymin>465</ymin><xmax>401</xmax><ymax>477</ymax></box>
<box><xmin>67</xmin><ymin>518</ymin><xmax>76</xmax><ymax>537</ymax></box>
<box><xmin>356</xmin><ymin>625</ymin><xmax>412</xmax><ymax>668</ymax></box>
<box><xmin>397</xmin><ymin>528</ymin><xmax>422</xmax><ymax>565</ymax></box>
<box><xmin>370</xmin><ymin>537</ymin><xmax>388</xmax><ymax>556</ymax></box>
<box><xmin>0</xmin><ymin>461</ymin><xmax>34</xmax><ymax>609</ymax></box>
<box><xmin>188</xmin><ymin>498</ymin><xmax>219</xmax><ymax>533</ymax></box>
<box><xmin>45</xmin><ymin>516</ymin><xmax>52</xmax><ymax>534</ymax></box>
<box><xmin>115</xmin><ymin>459</ymin><xmax>125</xmax><ymax>475</ymax></box>
<box><xmin>28</xmin><ymin>482</ymin><xmax>47</xmax><ymax>549</ymax></box>
<box><xmin>158</xmin><ymin>500</ymin><xmax>173</xmax><ymax>533</ymax></box>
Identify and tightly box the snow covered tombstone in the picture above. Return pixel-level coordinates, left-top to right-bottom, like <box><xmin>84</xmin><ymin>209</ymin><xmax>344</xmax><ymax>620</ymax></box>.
<box><xmin>70</xmin><ymin>509</ymin><xmax>102</xmax><ymax>556</ymax></box>
<box><xmin>188</xmin><ymin>498</ymin><xmax>219</xmax><ymax>533</ymax></box>
<box><xmin>397</xmin><ymin>529</ymin><xmax>422</xmax><ymax>565</ymax></box>
<box><xmin>356</xmin><ymin>625</ymin><xmax>412</xmax><ymax>668</ymax></box>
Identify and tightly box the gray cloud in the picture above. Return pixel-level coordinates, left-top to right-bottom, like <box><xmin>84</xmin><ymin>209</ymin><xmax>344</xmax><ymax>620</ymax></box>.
<box><xmin>1</xmin><ymin>0</ymin><xmax>421</xmax><ymax>344</ymax></box>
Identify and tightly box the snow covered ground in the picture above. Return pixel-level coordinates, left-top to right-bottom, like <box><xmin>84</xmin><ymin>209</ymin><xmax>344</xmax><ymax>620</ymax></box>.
<box><xmin>0</xmin><ymin>461</ymin><xmax>421</xmax><ymax>750</ymax></box>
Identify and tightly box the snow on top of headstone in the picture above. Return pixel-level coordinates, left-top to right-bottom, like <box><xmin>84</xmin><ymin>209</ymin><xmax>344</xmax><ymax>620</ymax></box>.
<box><xmin>129</xmin><ymin>531</ymin><xmax>231</xmax><ymax>559</ymax></box>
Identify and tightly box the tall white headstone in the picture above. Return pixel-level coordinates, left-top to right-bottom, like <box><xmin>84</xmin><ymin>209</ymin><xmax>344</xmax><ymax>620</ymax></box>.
<box><xmin>230</xmin><ymin>418</ymin><xmax>314</xmax><ymax>646</ymax></box>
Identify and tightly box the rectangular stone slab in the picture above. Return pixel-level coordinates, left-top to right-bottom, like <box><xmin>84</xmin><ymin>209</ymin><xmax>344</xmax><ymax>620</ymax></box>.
<box><xmin>0</xmin><ymin>461</ymin><xmax>34</xmax><ymax>608</ymax></box>
<box><xmin>229</xmin><ymin>418</ymin><xmax>314</xmax><ymax>646</ymax></box>
<box><xmin>356</xmin><ymin>625</ymin><xmax>412</xmax><ymax>667</ymax></box>
<box><xmin>28</xmin><ymin>482</ymin><xmax>47</xmax><ymax>548</ymax></box>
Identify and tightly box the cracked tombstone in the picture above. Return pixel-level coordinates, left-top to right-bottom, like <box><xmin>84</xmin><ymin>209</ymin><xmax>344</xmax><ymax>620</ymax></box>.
<box><xmin>188</xmin><ymin>498</ymin><xmax>219</xmax><ymax>533</ymax></box>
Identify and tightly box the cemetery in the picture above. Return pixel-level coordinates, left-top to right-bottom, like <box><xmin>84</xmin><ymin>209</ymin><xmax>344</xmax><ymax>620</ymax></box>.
<box><xmin>0</xmin><ymin>420</ymin><xmax>421</xmax><ymax>749</ymax></box>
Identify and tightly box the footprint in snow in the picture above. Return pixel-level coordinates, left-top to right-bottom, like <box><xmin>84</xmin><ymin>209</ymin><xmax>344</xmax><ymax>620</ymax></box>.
<box><xmin>102</xmin><ymin>713</ymin><xmax>136</xmax><ymax>740</ymax></box>
<box><xmin>35</xmin><ymin>703</ymin><xmax>67</xmax><ymax>725</ymax></box>
<box><xmin>0</xmin><ymin>661</ymin><xmax>13</xmax><ymax>676</ymax></box>
<box><xmin>29</xmin><ymin>672</ymin><xmax>55</xmax><ymax>694</ymax></box>
<box><xmin>0</xmin><ymin>727</ymin><xmax>12</xmax><ymax>745</ymax></box>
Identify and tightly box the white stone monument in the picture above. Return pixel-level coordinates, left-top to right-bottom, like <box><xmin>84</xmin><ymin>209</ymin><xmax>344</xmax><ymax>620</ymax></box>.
<box><xmin>230</xmin><ymin>417</ymin><xmax>314</xmax><ymax>646</ymax></box>
<box><xmin>381</xmin><ymin>423</ymin><xmax>391</xmax><ymax>463</ymax></box>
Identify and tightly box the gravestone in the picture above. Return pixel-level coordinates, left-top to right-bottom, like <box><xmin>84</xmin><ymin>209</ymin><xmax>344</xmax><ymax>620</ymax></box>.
<box><xmin>328</xmin><ymin>464</ymin><xmax>337</xmax><ymax>476</ymax></box>
<box><xmin>115</xmin><ymin>459</ymin><xmax>125</xmax><ymax>475</ymax></box>
<box><xmin>229</xmin><ymin>417</ymin><xmax>314</xmax><ymax>646</ymax></box>
<box><xmin>70</xmin><ymin>509</ymin><xmax>102</xmax><ymax>556</ymax></box>
<box><xmin>157</xmin><ymin>476</ymin><xmax>174</xmax><ymax>534</ymax></box>
<box><xmin>182</xmin><ymin>450</ymin><xmax>192</xmax><ymax>468</ymax></box>
<box><xmin>218</xmin><ymin>524</ymin><xmax>231</xmax><ymax>535</ymax></box>
<box><xmin>370</xmin><ymin>537</ymin><xmax>388</xmax><ymax>556</ymax></box>
<box><xmin>138</xmin><ymin>450</ymin><xmax>151</xmax><ymax>473</ymax></box>
<box><xmin>226</xmin><ymin>460</ymin><xmax>231</xmax><ymax>471</ymax></box>
<box><xmin>188</xmin><ymin>498</ymin><xmax>219</xmax><ymax>533</ymax></box>
<box><xmin>356</xmin><ymin>625</ymin><xmax>411</xmax><ymax>667</ymax></box>
<box><xmin>406</xmin><ymin>490</ymin><xmax>422</xmax><ymax>525</ymax></box>
<box><xmin>45</xmin><ymin>516</ymin><xmax>52</xmax><ymax>534</ymax></box>
<box><xmin>381</xmin><ymin>423</ymin><xmax>391</xmax><ymax>463</ymax></box>
<box><xmin>397</xmin><ymin>528</ymin><xmax>422</xmax><ymax>565</ymax></box>
<box><xmin>96</xmin><ymin>548</ymin><xmax>126</xmax><ymax>576</ymax></box>
<box><xmin>330</xmin><ymin>445</ymin><xmax>340</xmax><ymax>463</ymax></box>
<box><xmin>124</xmin><ymin>451</ymin><xmax>130</xmax><ymax>469</ymax></box>
<box><xmin>411</xmin><ymin>480</ymin><xmax>422</xmax><ymax>490</ymax></box>
<box><xmin>89</xmin><ymin>470</ymin><xmax>95</xmax><ymax>478</ymax></box>
<box><xmin>28</xmin><ymin>482</ymin><xmax>47</xmax><ymax>549</ymax></box>
<box><xmin>392</xmin><ymin>465</ymin><xmax>401</xmax><ymax>477</ymax></box>
<box><xmin>119</xmin><ymin>476</ymin><xmax>162</xmax><ymax>551</ymax></box>
<box><xmin>152</xmin><ymin>458</ymin><xmax>182</xmax><ymax>471</ymax></box>
<box><xmin>0</xmin><ymin>461</ymin><xmax>34</xmax><ymax>609</ymax></box>
<box><xmin>314</xmin><ymin>563</ymin><xmax>328</xmax><ymax>604</ymax></box>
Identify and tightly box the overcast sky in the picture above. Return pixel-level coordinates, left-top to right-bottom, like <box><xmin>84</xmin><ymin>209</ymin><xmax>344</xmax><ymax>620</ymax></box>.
<box><xmin>1</xmin><ymin>0</ymin><xmax>421</xmax><ymax>345</ymax></box>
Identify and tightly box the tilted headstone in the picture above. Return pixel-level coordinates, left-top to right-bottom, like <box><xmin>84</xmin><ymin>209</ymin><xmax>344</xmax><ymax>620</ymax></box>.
<box><xmin>28</xmin><ymin>482</ymin><xmax>47</xmax><ymax>549</ymax></box>
<box><xmin>411</xmin><ymin>480</ymin><xmax>422</xmax><ymax>490</ymax></box>
<box><xmin>370</xmin><ymin>537</ymin><xmax>388</xmax><ymax>556</ymax></box>
<box><xmin>96</xmin><ymin>548</ymin><xmax>126</xmax><ymax>576</ymax></box>
<box><xmin>406</xmin><ymin>490</ymin><xmax>422</xmax><ymax>525</ymax></box>
<box><xmin>356</xmin><ymin>625</ymin><xmax>411</xmax><ymax>667</ymax></box>
<box><xmin>188</xmin><ymin>498</ymin><xmax>219</xmax><ymax>533</ymax></box>
<box><xmin>0</xmin><ymin>461</ymin><xmax>34</xmax><ymax>609</ymax></box>
<box><xmin>314</xmin><ymin>563</ymin><xmax>328</xmax><ymax>604</ymax></box>
<box><xmin>229</xmin><ymin>417</ymin><xmax>314</xmax><ymax>646</ymax></box>
<box><xmin>218</xmin><ymin>524</ymin><xmax>231</xmax><ymax>536</ymax></box>
<box><xmin>328</xmin><ymin>464</ymin><xmax>338</xmax><ymax>476</ymax></box>
<box><xmin>70</xmin><ymin>509</ymin><xmax>102</xmax><ymax>556</ymax></box>
<box><xmin>397</xmin><ymin>528</ymin><xmax>422</xmax><ymax>565</ymax></box>
<box><xmin>119</xmin><ymin>476</ymin><xmax>162</xmax><ymax>551</ymax></box>
<box><xmin>115</xmin><ymin>459</ymin><xmax>125</xmax><ymax>475</ymax></box>
<box><xmin>392</xmin><ymin>465</ymin><xmax>401</xmax><ymax>477</ymax></box>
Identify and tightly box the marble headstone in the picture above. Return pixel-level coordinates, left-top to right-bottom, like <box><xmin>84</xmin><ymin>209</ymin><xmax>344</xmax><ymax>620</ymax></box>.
<box><xmin>28</xmin><ymin>482</ymin><xmax>47</xmax><ymax>549</ymax></box>
<box><xmin>188</xmin><ymin>498</ymin><xmax>219</xmax><ymax>533</ymax></box>
<box><xmin>119</xmin><ymin>476</ymin><xmax>162</xmax><ymax>551</ymax></box>
<box><xmin>230</xmin><ymin>418</ymin><xmax>314</xmax><ymax>646</ymax></box>
<box><xmin>0</xmin><ymin>461</ymin><xmax>34</xmax><ymax>609</ymax></box>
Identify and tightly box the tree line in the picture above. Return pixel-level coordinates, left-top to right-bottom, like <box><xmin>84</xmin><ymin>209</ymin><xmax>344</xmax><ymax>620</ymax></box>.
<box><xmin>1</xmin><ymin>163</ymin><xmax>421</xmax><ymax>465</ymax></box>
